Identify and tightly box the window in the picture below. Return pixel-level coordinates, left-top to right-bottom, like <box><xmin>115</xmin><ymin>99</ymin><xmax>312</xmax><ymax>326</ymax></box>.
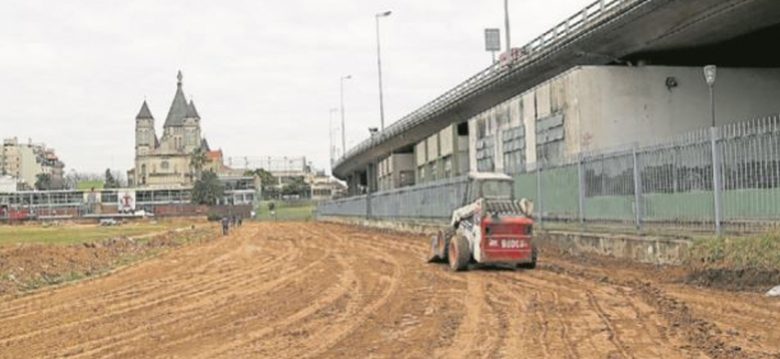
<box><xmin>161</xmin><ymin>161</ymin><xmax>169</xmax><ymax>170</ymax></box>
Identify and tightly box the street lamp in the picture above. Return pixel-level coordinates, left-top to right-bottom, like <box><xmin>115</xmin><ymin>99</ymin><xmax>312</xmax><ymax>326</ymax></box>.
<box><xmin>504</xmin><ymin>0</ymin><xmax>511</xmax><ymax>52</ymax></box>
<box><xmin>703</xmin><ymin>64</ymin><xmax>722</xmax><ymax>235</ymax></box>
<box><xmin>375</xmin><ymin>10</ymin><xmax>392</xmax><ymax>130</ymax></box>
<box><xmin>340</xmin><ymin>75</ymin><xmax>352</xmax><ymax>160</ymax></box>
<box><xmin>704</xmin><ymin>65</ymin><xmax>717</xmax><ymax>127</ymax></box>
<box><xmin>329</xmin><ymin>108</ymin><xmax>339</xmax><ymax>166</ymax></box>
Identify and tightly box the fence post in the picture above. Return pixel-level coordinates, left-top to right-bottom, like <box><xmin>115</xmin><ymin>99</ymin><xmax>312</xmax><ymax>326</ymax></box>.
<box><xmin>577</xmin><ymin>153</ymin><xmax>585</xmax><ymax>226</ymax></box>
<box><xmin>536</xmin><ymin>163</ymin><xmax>543</xmax><ymax>228</ymax></box>
<box><xmin>710</xmin><ymin>127</ymin><xmax>723</xmax><ymax>235</ymax></box>
<box><xmin>632</xmin><ymin>145</ymin><xmax>643</xmax><ymax>232</ymax></box>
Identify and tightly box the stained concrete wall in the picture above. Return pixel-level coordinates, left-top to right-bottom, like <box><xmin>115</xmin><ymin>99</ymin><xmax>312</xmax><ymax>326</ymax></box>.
<box><xmin>469</xmin><ymin>65</ymin><xmax>780</xmax><ymax>168</ymax></box>
<box><xmin>318</xmin><ymin>216</ymin><xmax>692</xmax><ymax>265</ymax></box>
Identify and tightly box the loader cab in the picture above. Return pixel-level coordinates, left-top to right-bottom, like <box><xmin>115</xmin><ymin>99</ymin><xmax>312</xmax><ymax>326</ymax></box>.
<box><xmin>465</xmin><ymin>172</ymin><xmax>514</xmax><ymax>203</ymax></box>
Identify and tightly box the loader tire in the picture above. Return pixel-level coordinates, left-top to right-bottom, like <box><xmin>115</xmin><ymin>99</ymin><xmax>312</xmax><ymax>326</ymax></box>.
<box><xmin>448</xmin><ymin>235</ymin><xmax>471</xmax><ymax>272</ymax></box>
<box><xmin>427</xmin><ymin>229</ymin><xmax>453</xmax><ymax>263</ymax></box>
<box><xmin>517</xmin><ymin>247</ymin><xmax>538</xmax><ymax>270</ymax></box>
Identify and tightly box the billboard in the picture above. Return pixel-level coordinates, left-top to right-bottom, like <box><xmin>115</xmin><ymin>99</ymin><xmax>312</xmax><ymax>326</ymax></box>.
<box><xmin>118</xmin><ymin>191</ymin><xmax>136</xmax><ymax>212</ymax></box>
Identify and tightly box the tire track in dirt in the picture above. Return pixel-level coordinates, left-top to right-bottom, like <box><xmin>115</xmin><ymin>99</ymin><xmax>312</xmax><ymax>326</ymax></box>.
<box><xmin>193</xmin><ymin>236</ymin><xmax>361</xmax><ymax>358</ymax></box>
<box><xmin>585</xmin><ymin>290</ymin><xmax>634</xmax><ymax>359</ymax></box>
<box><xmin>0</xmin><ymin>228</ymin><xmax>300</xmax><ymax>349</ymax></box>
<box><xmin>60</xmin><ymin>228</ymin><xmax>334</xmax><ymax>358</ymax></box>
<box><xmin>3</xmin><ymin>222</ymin><xmax>780</xmax><ymax>358</ymax></box>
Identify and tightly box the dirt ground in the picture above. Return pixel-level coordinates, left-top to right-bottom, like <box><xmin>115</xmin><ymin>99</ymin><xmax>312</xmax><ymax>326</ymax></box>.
<box><xmin>1</xmin><ymin>222</ymin><xmax>778</xmax><ymax>359</ymax></box>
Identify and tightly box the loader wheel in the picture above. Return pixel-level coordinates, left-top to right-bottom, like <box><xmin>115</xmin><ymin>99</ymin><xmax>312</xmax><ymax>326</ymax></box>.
<box><xmin>448</xmin><ymin>235</ymin><xmax>471</xmax><ymax>272</ymax></box>
<box><xmin>427</xmin><ymin>230</ymin><xmax>452</xmax><ymax>263</ymax></box>
<box><xmin>427</xmin><ymin>234</ymin><xmax>443</xmax><ymax>263</ymax></box>
<box><xmin>517</xmin><ymin>248</ymin><xmax>538</xmax><ymax>270</ymax></box>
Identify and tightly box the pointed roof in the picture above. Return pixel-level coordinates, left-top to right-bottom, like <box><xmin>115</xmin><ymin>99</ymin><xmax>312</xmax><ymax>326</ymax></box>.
<box><xmin>186</xmin><ymin>100</ymin><xmax>200</xmax><ymax>119</ymax></box>
<box><xmin>201</xmin><ymin>138</ymin><xmax>210</xmax><ymax>151</ymax></box>
<box><xmin>163</xmin><ymin>71</ymin><xmax>189</xmax><ymax>127</ymax></box>
<box><xmin>136</xmin><ymin>101</ymin><xmax>154</xmax><ymax>119</ymax></box>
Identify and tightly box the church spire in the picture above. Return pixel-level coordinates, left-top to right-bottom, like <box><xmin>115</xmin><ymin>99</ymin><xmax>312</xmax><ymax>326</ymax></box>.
<box><xmin>136</xmin><ymin>100</ymin><xmax>154</xmax><ymax>119</ymax></box>
<box><xmin>164</xmin><ymin>70</ymin><xmax>189</xmax><ymax>128</ymax></box>
<box><xmin>186</xmin><ymin>99</ymin><xmax>200</xmax><ymax>119</ymax></box>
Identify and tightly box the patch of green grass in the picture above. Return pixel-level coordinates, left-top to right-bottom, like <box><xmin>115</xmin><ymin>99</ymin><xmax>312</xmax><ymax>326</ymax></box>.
<box><xmin>255</xmin><ymin>201</ymin><xmax>316</xmax><ymax>221</ymax></box>
<box><xmin>23</xmin><ymin>271</ymin><xmax>88</xmax><ymax>291</ymax></box>
<box><xmin>0</xmin><ymin>222</ymin><xmax>180</xmax><ymax>246</ymax></box>
<box><xmin>689</xmin><ymin>232</ymin><xmax>780</xmax><ymax>270</ymax></box>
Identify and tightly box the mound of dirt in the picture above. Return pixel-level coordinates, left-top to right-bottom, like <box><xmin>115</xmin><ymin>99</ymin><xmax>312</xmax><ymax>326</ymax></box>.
<box><xmin>0</xmin><ymin>227</ymin><xmax>215</xmax><ymax>296</ymax></box>
<box><xmin>685</xmin><ymin>268</ymin><xmax>780</xmax><ymax>292</ymax></box>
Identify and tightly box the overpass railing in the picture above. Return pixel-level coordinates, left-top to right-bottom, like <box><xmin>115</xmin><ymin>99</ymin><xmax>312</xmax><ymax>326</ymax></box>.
<box><xmin>334</xmin><ymin>0</ymin><xmax>642</xmax><ymax>170</ymax></box>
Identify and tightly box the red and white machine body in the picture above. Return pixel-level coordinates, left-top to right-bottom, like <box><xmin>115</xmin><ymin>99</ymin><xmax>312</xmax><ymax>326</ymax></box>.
<box><xmin>429</xmin><ymin>172</ymin><xmax>537</xmax><ymax>271</ymax></box>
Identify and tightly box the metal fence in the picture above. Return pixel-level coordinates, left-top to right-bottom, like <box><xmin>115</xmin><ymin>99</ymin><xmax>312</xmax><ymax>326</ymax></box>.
<box><xmin>514</xmin><ymin>115</ymin><xmax>780</xmax><ymax>234</ymax></box>
<box><xmin>318</xmin><ymin>176</ymin><xmax>470</xmax><ymax>222</ymax></box>
<box><xmin>320</xmin><ymin>115</ymin><xmax>780</xmax><ymax>235</ymax></box>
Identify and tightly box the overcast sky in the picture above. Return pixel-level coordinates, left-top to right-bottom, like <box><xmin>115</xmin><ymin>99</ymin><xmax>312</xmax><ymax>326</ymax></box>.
<box><xmin>0</xmin><ymin>0</ymin><xmax>593</xmax><ymax>175</ymax></box>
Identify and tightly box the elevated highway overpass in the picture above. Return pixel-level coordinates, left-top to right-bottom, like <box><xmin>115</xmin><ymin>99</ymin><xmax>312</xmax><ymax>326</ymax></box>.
<box><xmin>332</xmin><ymin>0</ymin><xmax>780</xmax><ymax>180</ymax></box>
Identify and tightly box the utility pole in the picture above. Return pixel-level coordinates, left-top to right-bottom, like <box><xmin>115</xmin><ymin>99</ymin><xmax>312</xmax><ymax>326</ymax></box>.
<box><xmin>376</xmin><ymin>11</ymin><xmax>392</xmax><ymax>130</ymax></box>
<box><xmin>329</xmin><ymin>108</ymin><xmax>339</xmax><ymax>167</ymax></box>
<box><xmin>340</xmin><ymin>75</ymin><xmax>352</xmax><ymax>160</ymax></box>
<box><xmin>504</xmin><ymin>0</ymin><xmax>511</xmax><ymax>52</ymax></box>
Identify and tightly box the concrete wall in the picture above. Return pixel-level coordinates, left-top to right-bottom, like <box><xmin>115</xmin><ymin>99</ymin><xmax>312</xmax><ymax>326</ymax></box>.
<box><xmin>468</xmin><ymin>65</ymin><xmax>780</xmax><ymax>169</ymax></box>
<box><xmin>571</xmin><ymin>66</ymin><xmax>780</xmax><ymax>154</ymax></box>
<box><xmin>317</xmin><ymin>216</ymin><xmax>692</xmax><ymax>265</ymax></box>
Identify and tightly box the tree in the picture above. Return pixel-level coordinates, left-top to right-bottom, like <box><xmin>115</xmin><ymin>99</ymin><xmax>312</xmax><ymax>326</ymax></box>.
<box><xmin>192</xmin><ymin>171</ymin><xmax>224</xmax><ymax>206</ymax></box>
<box><xmin>281</xmin><ymin>176</ymin><xmax>310</xmax><ymax>198</ymax></box>
<box><xmin>244</xmin><ymin>168</ymin><xmax>278</xmax><ymax>200</ymax></box>
<box><xmin>35</xmin><ymin>173</ymin><xmax>52</xmax><ymax>191</ymax></box>
<box><xmin>190</xmin><ymin>147</ymin><xmax>208</xmax><ymax>179</ymax></box>
<box><xmin>104</xmin><ymin>168</ymin><xmax>119</xmax><ymax>188</ymax></box>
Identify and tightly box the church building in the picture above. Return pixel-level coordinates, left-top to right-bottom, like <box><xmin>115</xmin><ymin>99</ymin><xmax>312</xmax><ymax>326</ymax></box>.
<box><xmin>127</xmin><ymin>71</ymin><xmax>212</xmax><ymax>188</ymax></box>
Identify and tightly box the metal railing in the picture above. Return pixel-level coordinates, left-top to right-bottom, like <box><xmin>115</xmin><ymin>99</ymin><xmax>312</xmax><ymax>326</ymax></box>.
<box><xmin>514</xmin><ymin>115</ymin><xmax>780</xmax><ymax>234</ymax></box>
<box><xmin>318</xmin><ymin>176</ymin><xmax>469</xmax><ymax>222</ymax></box>
<box><xmin>334</xmin><ymin>0</ymin><xmax>643</xmax><ymax>170</ymax></box>
<box><xmin>321</xmin><ymin>114</ymin><xmax>780</xmax><ymax>235</ymax></box>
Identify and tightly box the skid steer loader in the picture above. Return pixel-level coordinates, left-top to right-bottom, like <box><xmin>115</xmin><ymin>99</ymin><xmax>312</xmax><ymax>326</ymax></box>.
<box><xmin>427</xmin><ymin>172</ymin><xmax>536</xmax><ymax>271</ymax></box>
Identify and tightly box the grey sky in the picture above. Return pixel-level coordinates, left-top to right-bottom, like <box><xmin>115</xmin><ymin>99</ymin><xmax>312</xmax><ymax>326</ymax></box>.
<box><xmin>0</xmin><ymin>0</ymin><xmax>592</xmax><ymax>174</ymax></box>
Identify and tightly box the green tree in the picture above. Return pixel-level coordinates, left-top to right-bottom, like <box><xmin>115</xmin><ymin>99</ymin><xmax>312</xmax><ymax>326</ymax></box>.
<box><xmin>192</xmin><ymin>171</ymin><xmax>224</xmax><ymax>206</ymax></box>
<box><xmin>244</xmin><ymin>168</ymin><xmax>278</xmax><ymax>200</ymax></box>
<box><xmin>282</xmin><ymin>176</ymin><xmax>310</xmax><ymax>198</ymax></box>
<box><xmin>190</xmin><ymin>147</ymin><xmax>208</xmax><ymax>180</ymax></box>
<box><xmin>35</xmin><ymin>173</ymin><xmax>52</xmax><ymax>191</ymax></box>
<box><xmin>104</xmin><ymin>168</ymin><xmax>119</xmax><ymax>188</ymax></box>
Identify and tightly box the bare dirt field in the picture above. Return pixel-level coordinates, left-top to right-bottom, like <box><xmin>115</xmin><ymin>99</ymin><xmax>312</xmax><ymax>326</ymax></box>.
<box><xmin>1</xmin><ymin>222</ymin><xmax>778</xmax><ymax>358</ymax></box>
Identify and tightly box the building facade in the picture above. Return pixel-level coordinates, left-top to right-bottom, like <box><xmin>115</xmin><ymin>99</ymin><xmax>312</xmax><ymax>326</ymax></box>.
<box><xmin>128</xmin><ymin>72</ymin><xmax>209</xmax><ymax>188</ymax></box>
<box><xmin>0</xmin><ymin>137</ymin><xmax>65</xmax><ymax>190</ymax></box>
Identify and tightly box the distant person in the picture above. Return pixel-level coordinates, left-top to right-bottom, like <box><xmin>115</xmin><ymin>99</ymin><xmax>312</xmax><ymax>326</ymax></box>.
<box><xmin>268</xmin><ymin>202</ymin><xmax>276</xmax><ymax>221</ymax></box>
<box><xmin>221</xmin><ymin>217</ymin><xmax>229</xmax><ymax>236</ymax></box>
<box><xmin>238</xmin><ymin>216</ymin><xmax>243</xmax><ymax>227</ymax></box>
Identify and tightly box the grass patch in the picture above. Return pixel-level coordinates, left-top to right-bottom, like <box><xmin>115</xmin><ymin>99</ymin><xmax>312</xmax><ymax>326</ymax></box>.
<box><xmin>254</xmin><ymin>200</ymin><xmax>316</xmax><ymax>221</ymax></box>
<box><xmin>689</xmin><ymin>232</ymin><xmax>780</xmax><ymax>271</ymax></box>
<box><xmin>0</xmin><ymin>222</ymin><xmax>181</xmax><ymax>246</ymax></box>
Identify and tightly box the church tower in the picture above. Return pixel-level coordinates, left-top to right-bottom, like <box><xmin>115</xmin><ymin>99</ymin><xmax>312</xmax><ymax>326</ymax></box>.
<box><xmin>183</xmin><ymin>99</ymin><xmax>201</xmax><ymax>152</ymax></box>
<box><xmin>135</xmin><ymin>100</ymin><xmax>156</xmax><ymax>156</ymax></box>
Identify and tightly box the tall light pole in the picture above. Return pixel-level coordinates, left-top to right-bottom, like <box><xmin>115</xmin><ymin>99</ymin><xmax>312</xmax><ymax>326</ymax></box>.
<box><xmin>340</xmin><ymin>75</ymin><xmax>352</xmax><ymax>160</ymax></box>
<box><xmin>703</xmin><ymin>64</ymin><xmax>721</xmax><ymax>235</ymax></box>
<box><xmin>376</xmin><ymin>10</ymin><xmax>392</xmax><ymax>130</ymax></box>
<box><xmin>504</xmin><ymin>0</ymin><xmax>511</xmax><ymax>52</ymax></box>
<box><xmin>329</xmin><ymin>108</ymin><xmax>339</xmax><ymax>167</ymax></box>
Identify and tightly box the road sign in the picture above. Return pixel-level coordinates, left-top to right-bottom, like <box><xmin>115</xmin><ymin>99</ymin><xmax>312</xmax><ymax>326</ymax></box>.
<box><xmin>485</xmin><ymin>28</ymin><xmax>501</xmax><ymax>52</ymax></box>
